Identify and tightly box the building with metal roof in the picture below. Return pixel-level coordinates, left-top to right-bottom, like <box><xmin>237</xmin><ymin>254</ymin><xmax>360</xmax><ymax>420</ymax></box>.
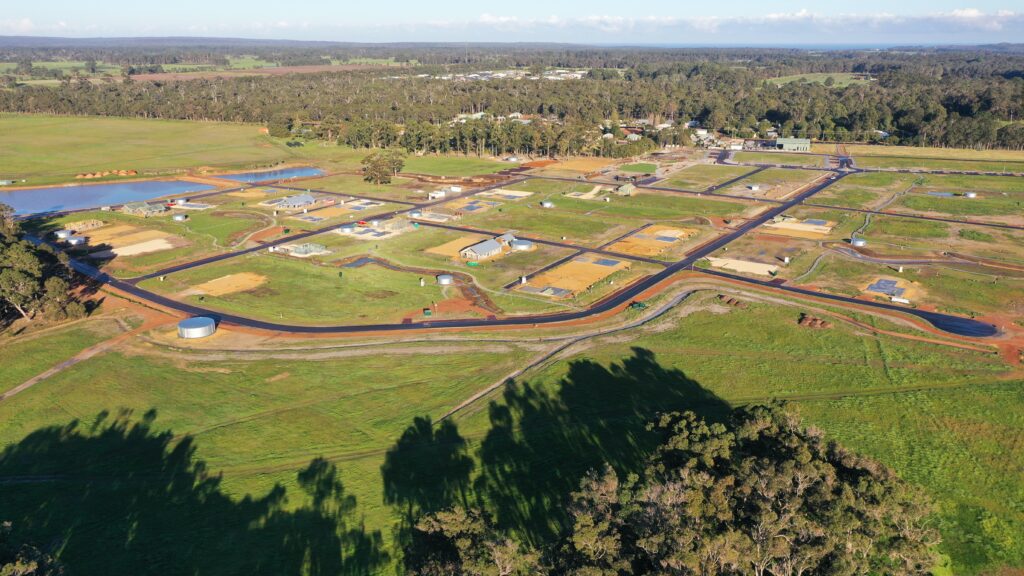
<box><xmin>774</xmin><ymin>137</ymin><xmax>811</xmax><ymax>152</ymax></box>
<box><xmin>460</xmin><ymin>238</ymin><xmax>503</xmax><ymax>260</ymax></box>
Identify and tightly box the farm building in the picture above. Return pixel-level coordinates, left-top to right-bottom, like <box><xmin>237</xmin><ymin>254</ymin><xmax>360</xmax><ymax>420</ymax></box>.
<box><xmin>774</xmin><ymin>137</ymin><xmax>811</xmax><ymax>152</ymax></box>
<box><xmin>278</xmin><ymin>193</ymin><xmax>317</xmax><ymax>209</ymax></box>
<box><xmin>460</xmin><ymin>239</ymin><xmax>503</xmax><ymax>260</ymax></box>
<box><xmin>121</xmin><ymin>202</ymin><xmax>167</xmax><ymax>217</ymax></box>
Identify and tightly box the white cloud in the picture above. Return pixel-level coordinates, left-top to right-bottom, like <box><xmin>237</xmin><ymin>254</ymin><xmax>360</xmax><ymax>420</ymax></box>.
<box><xmin>0</xmin><ymin>18</ymin><xmax>35</xmax><ymax>34</ymax></box>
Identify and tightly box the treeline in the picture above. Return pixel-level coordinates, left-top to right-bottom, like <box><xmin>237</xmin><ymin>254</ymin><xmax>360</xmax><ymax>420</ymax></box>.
<box><xmin>0</xmin><ymin>205</ymin><xmax>87</xmax><ymax>328</ymax></box>
<box><xmin>2</xmin><ymin>48</ymin><xmax>1024</xmax><ymax>149</ymax></box>
<box><xmin>402</xmin><ymin>404</ymin><xmax>938</xmax><ymax>575</ymax></box>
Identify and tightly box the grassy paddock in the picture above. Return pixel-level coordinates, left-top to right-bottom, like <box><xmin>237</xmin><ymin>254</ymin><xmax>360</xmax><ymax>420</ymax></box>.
<box><xmin>768</xmin><ymin>72</ymin><xmax>872</xmax><ymax>87</ymax></box>
<box><xmin>403</xmin><ymin>155</ymin><xmax>514</xmax><ymax>177</ymax></box>
<box><xmin>732</xmin><ymin>151</ymin><xmax>826</xmax><ymax>168</ymax></box>
<box><xmin>659</xmin><ymin>164</ymin><xmax>753</xmax><ymax>191</ymax></box>
<box><xmin>0</xmin><ymin>114</ymin><xmax>296</xmax><ymax>185</ymax></box>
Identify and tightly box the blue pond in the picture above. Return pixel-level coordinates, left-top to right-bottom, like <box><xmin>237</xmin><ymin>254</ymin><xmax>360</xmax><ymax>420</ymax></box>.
<box><xmin>217</xmin><ymin>167</ymin><xmax>324</xmax><ymax>183</ymax></box>
<box><xmin>2</xmin><ymin>180</ymin><xmax>216</xmax><ymax>215</ymax></box>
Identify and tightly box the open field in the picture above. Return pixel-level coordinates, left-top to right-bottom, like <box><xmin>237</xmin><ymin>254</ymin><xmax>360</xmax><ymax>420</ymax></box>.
<box><xmin>300</xmin><ymin>174</ymin><xmax>431</xmax><ymax>201</ymax></box>
<box><xmin>853</xmin><ymin>155</ymin><xmax>1024</xmax><ymax>173</ymax></box>
<box><xmin>618</xmin><ymin>162</ymin><xmax>657</xmax><ymax>173</ymax></box>
<box><xmin>732</xmin><ymin>151</ymin><xmax>827</xmax><ymax>168</ymax></box>
<box><xmin>450</xmin><ymin>298</ymin><xmax>1020</xmax><ymax>574</ymax></box>
<box><xmin>811</xmin><ymin>171</ymin><xmax>919</xmax><ymax>209</ymax></box>
<box><xmin>455</xmin><ymin>200</ymin><xmax>637</xmax><ymax>247</ymax></box>
<box><xmin>768</xmin><ymin>72</ymin><xmax>872</xmax><ymax>87</ymax></box>
<box><xmin>0</xmin><ymin>114</ymin><xmax>296</xmax><ymax>186</ymax></box>
<box><xmin>0</xmin><ymin>341</ymin><xmax>536</xmax><ymax>575</ymax></box>
<box><xmin>720</xmin><ymin>168</ymin><xmax>823</xmax><ymax>199</ymax></box>
<box><xmin>658</xmin><ymin>164</ymin><xmax>754</xmax><ymax>190</ymax></box>
<box><xmin>0</xmin><ymin>318</ymin><xmax>124</xmax><ymax>393</ymax></box>
<box><xmin>403</xmin><ymin>155</ymin><xmax>514</xmax><ymax>177</ymax></box>
<box><xmin>823</xmin><ymin>143</ymin><xmax>1024</xmax><ymax>162</ymax></box>
<box><xmin>140</xmin><ymin>252</ymin><xmax>453</xmax><ymax>325</ymax></box>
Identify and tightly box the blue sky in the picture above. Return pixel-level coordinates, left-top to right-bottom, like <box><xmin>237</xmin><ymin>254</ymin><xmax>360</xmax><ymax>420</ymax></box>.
<box><xmin>2</xmin><ymin>1</ymin><xmax>1023</xmax><ymax>44</ymax></box>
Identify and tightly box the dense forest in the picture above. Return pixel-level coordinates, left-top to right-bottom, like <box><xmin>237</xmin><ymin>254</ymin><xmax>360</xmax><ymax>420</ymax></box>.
<box><xmin>2</xmin><ymin>43</ymin><xmax>1024</xmax><ymax>153</ymax></box>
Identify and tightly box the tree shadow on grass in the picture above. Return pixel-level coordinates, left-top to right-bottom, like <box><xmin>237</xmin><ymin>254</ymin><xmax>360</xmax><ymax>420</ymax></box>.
<box><xmin>473</xmin><ymin>347</ymin><xmax>731</xmax><ymax>544</ymax></box>
<box><xmin>0</xmin><ymin>409</ymin><xmax>386</xmax><ymax>576</ymax></box>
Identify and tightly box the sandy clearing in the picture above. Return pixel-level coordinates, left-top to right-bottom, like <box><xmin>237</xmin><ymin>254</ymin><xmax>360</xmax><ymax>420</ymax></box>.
<box><xmin>90</xmin><ymin>238</ymin><xmax>176</xmax><ymax>258</ymax></box>
<box><xmin>556</xmin><ymin>158</ymin><xmax>618</xmax><ymax>172</ymax></box>
<box><xmin>426</xmin><ymin>234</ymin><xmax>489</xmax><ymax>258</ymax></box>
<box><xmin>192</xmin><ymin>273</ymin><xmax>268</xmax><ymax>296</ymax></box>
<box><xmin>527</xmin><ymin>256</ymin><xmax>630</xmax><ymax>295</ymax></box>
<box><xmin>608</xmin><ymin>225</ymin><xmax>695</xmax><ymax>257</ymax></box>
<box><xmin>708</xmin><ymin>257</ymin><xmax>779</xmax><ymax>276</ymax></box>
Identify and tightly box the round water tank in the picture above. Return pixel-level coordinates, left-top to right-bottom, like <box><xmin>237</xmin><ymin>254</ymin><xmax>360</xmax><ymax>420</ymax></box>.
<box><xmin>436</xmin><ymin>274</ymin><xmax>455</xmax><ymax>286</ymax></box>
<box><xmin>964</xmin><ymin>192</ymin><xmax>977</xmax><ymax>199</ymax></box>
<box><xmin>852</xmin><ymin>238</ymin><xmax>868</xmax><ymax>248</ymax></box>
<box><xmin>409</xmin><ymin>210</ymin><xmax>423</xmax><ymax>218</ymax></box>
<box><xmin>510</xmin><ymin>239</ymin><xmax>533</xmax><ymax>251</ymax></box>
<box><xmin>173</xmin><ymin>214</ymin><xmax>189</xmax><ymax>222</ymax></box>
<box><xmin>178</xmin><ymin>317</ymin><xmax>217</xmax><ymax>339</ymax></box>
<box><xmin>540</xmin><ymin>201</ymin><xmax>555</xmax><ymax>208</ymax></box>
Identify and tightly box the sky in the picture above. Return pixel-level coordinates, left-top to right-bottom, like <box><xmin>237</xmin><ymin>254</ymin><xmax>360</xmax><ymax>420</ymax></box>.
<box><xmin>2</xmin><ymin>1</ymin><xmax>1023</xmax><ymax>45</ymax></box>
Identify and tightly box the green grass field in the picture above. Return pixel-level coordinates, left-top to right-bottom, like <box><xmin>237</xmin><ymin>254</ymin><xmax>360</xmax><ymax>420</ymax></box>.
<box><xmin>811</xmin><ymin>171</ymin><xmax>919</xmax><ymax>208</ymax></box>
<box><xmin>450</xmin><ymin>298</ymin><xmax>1020</xmax><ymax>574</ymax></box>
<box><xmin>618</xmin><ymin>162</ymin><xmax>657</xmax><ymax>173</ymax></box>
<box><xmin>0</xmin><ymin>292</ymin><xmax>1020</xmax><ymax>574</ymax></box>
<box><xmin>0</xmin><ymin>318</ymin><xmax>123</xmax><ymax>390</ymax></box>
<box><xmin>732</xmin><ymin>151</ymin><xmax>826</xmax><ymax>167</ymax></box>
<box><xmin>303</xmin><ymin>174</ymin><xmax>429</xmax><ymax>201</ymax></box>
<box><xmin>141</xmin><ymin>252</ymin><xmax>451</xmax><ymax>325</ymax></box>
<box><xmin>0</xmin><ymin>114</ymin><xmax>295</xmax><ymax>185</ymax></box>
<box><xmin>456</xmin><ymin>201</ymin><xmax>637</xmax><ymax>247</ymax></box>
<box><xmin>0</xmin><ymin>342</ymin><xmax>536</xmax><ymax>575</ymax></box>
<box><xmin>505</xmin><ymin>179</ymin><xmax>596</xmax><ymax>195</ymax></box>
<box><xmin>659</xmin><ymin>164</ymin><xmax>754</xmax><ymax>191</ymax></box>
<box><xmin>768</xmin><ymin>72</ymin><xmax>872</xmax><ymax>87</ymax></box>
<box><xmin>854</xmin><ymin>155</ymin><xmax>1024</xmax><ymax>173</ymax></box>
<box><xmin>403</xmin><ymin>155</ymin><xmax>514</xmax><ymax>177</ymax></box>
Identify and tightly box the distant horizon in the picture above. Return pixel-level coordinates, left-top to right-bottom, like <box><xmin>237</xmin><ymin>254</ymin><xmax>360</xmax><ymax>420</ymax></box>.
<box><xmin>2</xmin><ymin>2</ymin><xmax>1023</xmax><ymax>44</ymax></box>
<box><xmin>0</xmin><ymin>35</ymin><xmax>1020</xmax><ymax>51</ymax></box>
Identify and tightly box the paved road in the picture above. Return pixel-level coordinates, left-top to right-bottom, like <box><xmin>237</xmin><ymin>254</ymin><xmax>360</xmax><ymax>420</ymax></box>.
<box><xmin>28</xmin><ymin>161</ymin><xmax>1009</xmax><ymax>338</ymax></box>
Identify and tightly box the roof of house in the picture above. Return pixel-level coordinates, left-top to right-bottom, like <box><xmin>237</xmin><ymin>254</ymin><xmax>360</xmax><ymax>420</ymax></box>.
<box><xmin>281</xmin><ymin>193</ymin><xmax>316</xmax><ymax>206</ymax></box>
<box><xmin>462</xmin><ymin>239</ymin><xmax>503</xmax><ymax>256</ymax></box>
<box><xmin>496</xmin><ymin>232</ymin><xmax>517</xmax><ymax>244</ymax></box>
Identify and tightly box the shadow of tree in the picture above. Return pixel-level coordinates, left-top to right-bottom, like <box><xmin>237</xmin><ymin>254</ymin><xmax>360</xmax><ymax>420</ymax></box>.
<box><xmin>473</xmin><ymin>347</ymin><xmax>731</xmax><ymax>544</ymax></box>
<box><xmin>0</xmin><ymin>409</ymin><xmax>386</xmax><ymax>576</ymax></box>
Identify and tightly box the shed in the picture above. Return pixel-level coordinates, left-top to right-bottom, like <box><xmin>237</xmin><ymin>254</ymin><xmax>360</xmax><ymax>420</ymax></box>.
<box><xmin>540</xmin><ymin>201</ymin><xmax>555</xmax><ymax>208</ymax></box>
<box><xmin>964</xmin><ymin>192</ymin><xmax>978</xmax><ymax>199</ymax></box>
<box><xmin>460</xmin><ymin>239</ymin><xmax>503</xmax><ymax>260</ymax></box>
<box><xmin>774</xmin><ymin>137</ymin><xmax>811</xmax><ymax>152</ymax></box>
<box><xmin>54</xmin><ymin>229</ymin><xmax>74</xmax><ymax>239</ymax></box>
<box><xmin>66</xmin><ymin>236</ymin><xmax>87</xmax><ymax>246</ymax></box>
<box><xmin>173</xmin><ymin>214</ymin><xmax>189</xmax><ymax>222</ymax></box>
<box><xmin>437</xmin><ymin>274</ymin><xmax>455</xmax><ymax>286</ymax></box>
<box><xmin>178</xmin><ymin>317</ymin><xmax>217</xmax><ymax>339</ymax></box>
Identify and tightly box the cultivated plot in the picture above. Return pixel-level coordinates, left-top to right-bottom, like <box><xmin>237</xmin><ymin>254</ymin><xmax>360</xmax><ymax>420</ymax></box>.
<box><xmin>732</xmin><ymin>151</ymin><xmax>827</xmax><ymax>168</ymax></box>
<box><xmin>719</xmin><ymin>168</ymin><xmax>826</xmax><ymax>200</ymax></box>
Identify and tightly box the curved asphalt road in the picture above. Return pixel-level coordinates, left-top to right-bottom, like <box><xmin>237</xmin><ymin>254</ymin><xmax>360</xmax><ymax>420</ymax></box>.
<box><xmin>50</xmin><ymin>169</ymin><xmax>1000</xmax><ymax>338</ymax></box>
